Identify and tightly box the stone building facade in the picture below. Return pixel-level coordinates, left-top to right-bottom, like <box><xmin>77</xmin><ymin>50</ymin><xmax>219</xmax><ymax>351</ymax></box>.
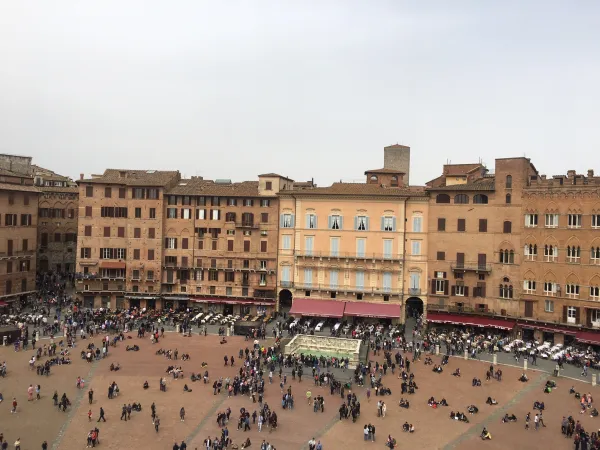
<box><xmin>520</xmin><ymin>169</ymin><xmax>600</xmax><ymax>327</ymax></box>
<box><xmin>35</xmin><ymin>167</ymin><xmax>78</xmax><ymax>273</ymax></box>
<box><xmin>75</xmin><ymin>169</ymin><xmax>181</xmax><ymax>309</ymax></box>
<box><xmin>277</xmin><ymin>155</ymin><xmax>428</xmax><ymax>323</ymax></box>
<box><xmin>0</xmin><ymin>168</ymin><xmax>40</xmax><ymax>305</ymax></box>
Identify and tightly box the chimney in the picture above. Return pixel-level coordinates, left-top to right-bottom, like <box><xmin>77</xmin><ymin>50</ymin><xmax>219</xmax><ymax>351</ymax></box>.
<box><xmin>541</xmin><ymin>175</ymin><xmax>546</xmax><ymax>180</ymax></box>
<box><xmin>588</xmin><ymin>169</ymin><xmax>594</xmax><ymax>178</ymax></box>
<box><xmin>80</xmin><ymin>173</ymin><xmax>84</xmax><ymax>180</ymax></box>
<box><xmin>567</xmin><ymin>170</ymin><xmax>576</xmax><ymax>178</ymax></box>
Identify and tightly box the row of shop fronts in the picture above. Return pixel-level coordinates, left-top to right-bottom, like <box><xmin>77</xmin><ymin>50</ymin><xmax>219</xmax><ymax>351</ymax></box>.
<box><xmin>80</xmin><ymin>294</ymin><xmax>275</xmax><ymax>317</ymax></box>
<box><xmin>287</xmin><ymin>297</ymin><xmax>410</xmax><ymax>322</ymax></box>
<box><xmin>426</xmin><ymin>311</ymin><xmax>600</xmax><ymax>347</ymax></box>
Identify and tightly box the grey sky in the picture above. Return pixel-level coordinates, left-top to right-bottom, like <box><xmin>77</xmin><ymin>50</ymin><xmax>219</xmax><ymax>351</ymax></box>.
<box><xmin>1</xmin><ymin>1</ymin><xmax>598</xmax><ymax>185</ymax></box>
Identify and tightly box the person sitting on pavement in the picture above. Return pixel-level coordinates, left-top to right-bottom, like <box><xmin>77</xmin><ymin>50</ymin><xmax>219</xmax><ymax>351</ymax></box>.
<box><xmin>468</xmin><ymin>405</ymin><xmax>479</xmax><ymax>414</ymax></box>
<box><xmin>486</xmin><ymin>397</ymin><xmax>498</xmax><ymax>405</ymax></box>
<box><xmin>452</xmin><ymin>368</ymin><xmax>461</xmax><ymax>377</ymax></box>
<box><xmin>519</xmin><ymin>373</ymin><xmax>529</xmax><ymax>382</ymax></box>
<box><xmin>143</xmin><ymin>381</ymin><xmax>149</xmax><ymax>390</ymax></box>
<box><xmin>502</xmin><ymin>413</ymin><xmax>517</xmax><ymax>423</ymax></box>
<box><xmin>480</xmin><ymin>427</ymin><xmax>491</xmax><ymax>440</ymax></box>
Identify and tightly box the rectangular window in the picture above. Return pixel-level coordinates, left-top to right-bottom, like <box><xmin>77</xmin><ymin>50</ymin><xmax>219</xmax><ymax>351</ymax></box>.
<box><xmin>119</xmin><ymin>187</ymin><xmax>126</xmax><ymax>198</ymax></box>
<box><xmin>593</xmin><ymin>214</ymin><xmax>600</xmax><ymax>229</ymax></box>
<box><xmin>85</xmin><ymin>206</ymin><xmax>92</xmax><ymax>217</ymax></box>
<box><xmin>356</xmin><ymin>238</ymin><xmax>366</xmax><ymax>258</ymax></box>
<box><xmin>329</xmin><ymin>215</ymin><xmax>342</xmax><ymax>230</ymax></box>
<box><xmin>567</xmin><ymin>306</ymin><xmax>577</xmax><ymax>324</ymax></box>
<box><xmin>409</xmin><ymin>272</ymin><xmax>420</xmax><ymax>290</ymax></box>
<box><xmin>437</xmin><ymin>218</ymin><xmax>446</xmax><ymax>231</ymax></box>
<box><xmin>20</xmin><ymin>214</ymin><xmax>32</xmax><ymax>226</ymax></box>
<box><xmin>479</xmin><ymin>219</ymin><xmax>487</xmax><ymax>232</ymax></box>
<box><xmin>281</xmin><ymin>267</ymin><xmax>291</xmax><ymax>283</ymax></box>
<box><xmin>381</xmin><ymin>216</ymin><xmax>395</xmax><ymax>232</ymax></box>
<box><xmin>243</xmin><ymin>241</ymin><xmax>250</xmax><ymax>252</ymax></box>
<box><xmin>80</xmin><ymin>248</ymin><xmax>91</xmax><ymax>258</ymax></box>
<box><xmin>133</xmin><ymin>249</ymin><xmax>140</xmax><ymax>260</ymax></box>
<box><xmin>103</xmin><ymin>227</ymin><xmax>110</xmax><ymax>238</ymax></box>
<box><xmin>134</xmin><ymin>228</ymin><xmax>141</xmax><ymax>238</ymax></box>
<box><xmin>330</xmin><ymin>270</ymin><xmax>339</xmax><ymax>289</ymax></box>
<box><xmin>383</xmin><ymin>239</ymin><xmax>393</xmax><ymax>259</ymax></box>
<box><xmin>260</xmin><ymin>199</ymin><xmax>270</xmax><ymax>207</ymax></box>
<box><xmin>261</xmin><ymin>213</ymin><xmax>269</xmax><ymax>223</ymax></box>
<box><xmin>244</xmin><ymin>199</ymin><xmax>254</xmax><ymax>207</ymax></box>
<box><xmin>568</xmin><ymin>214</ymin><xmax>582</xmax><ymax>228</ymax></box>
<box><xmin>457</xmin><ymin>218</ymin><xmax>466</xmax><ymax>232</ymax></box>
<box><xmin>355</xmin><ymin>271</ymin><xmax>365</xmax><ymax>290</ymax></box>
<box><xmin>411</xmin><ymin>240</ymin><xmax>421</xmax><ymax>256</ymax></box>
<box><xmin>149</xmin><ymin>208</ymin><xmax>156</xmax><ymax>219</ymax></box>
<box><xmin>104</xmin><ymin>187</ymin><xmax>112</xmax><ymax>198</ymax></box>
<box><xmin>304</xmin><ymin>268</ymin><xmax>313</xmax><ymax>286</ymax></box>
<box><xmin>503</xmin><ymin>221</ymin><xmax>512</xmax><ymax>233</ymax></box>
<box><xmin>455</xmin><ymin>283</ymin><xmax>465</xmax><ymax>296</ymax></box>
<box><xmin>86</xmin><ymin>186</ymin><xmax>93</xmax><ymax>197</ymax></box>
<box><xmin>168</xmin><ymin>195</ymin><xmax>177</xmax><ymax>205</ymax></box>
<box><xmin>355</xmin><ymin>216</ymin><xmax>369</xmax><ymax>231</ymax></box>
<box><xmin>182</xmin><ymin>238</ymin><xmax>189</xmax><ymax>249</ymax></box>
<box><xmin>211</xmin><ymin>209</ymin><xmax>220</xmax><ymax>220</ymax></box>
<box><xmin>167</xmin><ymin>208</ymin><xmax>177</xmax><ymax>219</ymax></box>
<box><xmin>196</xmin><ymin>209</ymin><xmax>206</xmax><ymax>220</ymax></box>
<box><xmin>118</xmin><ymin>227</ymin><xmax>125</xmax><ymax>238</ymax></box>
<box><xmin>525</xmin><ymin>214</ymin><xmax>538</xmax><ymax>227</ymax></box>
<box><xmin>523</xmin><ymin>279</ymin><xmax>536</xmax><ymax>293</ymax></box>
<box><xmin>382</xmin><ymin>272</ymin><xmax>392</xmax><ymax>292</ymax></box>
<box><xmin>260</xmin><ymin>241</ymin><xmax>267</xmax><ymax>253</ymax></box>
<box><xmin>148</xmin><ymin>249</ymin><xmax>155</xmax><ymax>260</ymax></box>
<box><xmin>282</xmin><ymin>235</ymin><xmax>292</xmax><ymax>250</ymax></box>
<box><xmin>227</xmin><ymin>240</ymin><xmax>234</xmax><ymax>251</ymax></box>
<box><xmin>566</xmin><ymin>284</ymin><xmax>580</xmax><ymax>298</ymax></box>
<box><xmin>435</xmin><ymin>279</ymin><xmax>446</xmax><ymax>294</ymax></box>
<box><xmin>181</xmin><ymin>208</ymin><xmax>192</xmax><ymax>220</ymax></box>
<box><xmin>304</xmin><ymin>236</ymin><xmax>314</xmax><ymax>256</ymax></box>
<box><xmin>590</xmin><ymin>286</ymin><xmax>600</xmax><ymax>299</ymax></box>
<box><xmin>330</xmin><ymin>237</ymin><xmax>340</xmax><ymax>257</ymax></box>
<box><xmin>165</xmin><ymin>237</ymin><xmax>177</xmax><ymax>249</ymax></box>
<box><xmin>545</xmin><ymin>213</ymin><xmax>559</xmax><ymax>228</ymax></box>
<box><xmin>147</xmin><ymin>228</ymin><xmax>155</xmax><ymax>239</ymax></box>
<box><xmin>54</xmin><ymin>233</ymin><xmax>61</xmax><ymax>243</ymax></box>
<box><xmin>544</xmin><ymin>300</ymin><xmax>554</xmax><ymax>313</ymax></box>
<box><xmin>133</xmin><ymin>207</ymin><xmax>141</xmax><ymax>219</ymax></box>
<box><xmin>265</xmin><ymin>181</ymin><xmax>272</xmax><ymax>190</ymax></box>
<box><xmin>543</xmin><ymin>282</ymin><xmax>557</xmax><ymax>295</ymax></box>
<box><xmin>306</xmin><ymin>214</ymin><xmax>317</xmax><ymax>229</ymax></box>
<box><xmin>280</xmin><ymin>213</ymin><xmax>294</xmax><ymax>228</ymax></box>
<box><xmin>436</xmin><ymin>251</ymin><xmax>445</xmax><ymax>261</ymax></box>
<box><xmin>412</xmin><ymin>216</ymin><xmax>422</xmax><ymax>232</ymax></box>
<box><xmin>211</xmin><ymin>197</ymin><xmax>220</xmax><ymax>206</ymax></box>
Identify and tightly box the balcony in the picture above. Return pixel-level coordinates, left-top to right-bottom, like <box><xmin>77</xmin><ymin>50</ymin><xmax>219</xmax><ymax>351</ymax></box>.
<box><xmin>0</xmin><ymin>250</ymin><xmax>35</xmax><ymax>260</ymax></box>
<box><xmin>293</xmin><ymin>283</ymin><xmax>402</xmax><ymax>295</ymax></box>
<box><xmin>235</xmin><ymin>221</ymin><xmax>258</xmax><ymax>229</ymax></box>
<box><xmin>408</xmin><ymin>288</ymin><xmax>421</xmax><ymax>296</ymax></box>
<box><xmin>295</xmin><ymin>250</ymin><xmax>402</xmax><ymax>262</ymax></box>
<box><xmin>280</xmin><ymin>281</ymin><xmax>293</xmax><ymax>288</ymax></box>
<box><xmin>450</xmin><ymin>263</ymin><xmax>492</xmax><ymax>273</ymax></box>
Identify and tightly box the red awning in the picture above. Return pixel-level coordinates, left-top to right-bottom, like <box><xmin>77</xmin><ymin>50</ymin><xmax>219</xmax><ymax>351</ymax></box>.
<box><xmin>518</xmin><ymin>323</ymin><xmax>577</xmax><ymax>336</ymax></box>
<box><xmin>344</xmin><ymin>302</ymin><xmax>401</xmax><ymax>318</ymax></box>
<box><xmin>576</xmin><ymin>331</ymin><xmax>600</xmax><ymax>345</ymax></box>
<box><xmin>427</xmin><ymin>313</ymin><xmax>515</xmax><ymax>330</ymax></box>
<box><xmin>0</xmin><ymin>300</ymin><xmax>7</xmax><ymax>307</ymax></box>
<box><xmin>289</xmin><ymin>298</ymin><xmax>346</xmax><ymax>318</ymax></box>
<box><xmin>100</xmin><ymin>262</ymin><xmax>126</xmax><ymax>269</ymax></box>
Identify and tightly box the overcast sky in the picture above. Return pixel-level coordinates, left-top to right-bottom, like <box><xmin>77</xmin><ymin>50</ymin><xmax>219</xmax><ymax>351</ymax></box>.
<box><xmin>1</xmin><ymin>1</ymin><xmax>598</xmax><ymax>185</ymax></box>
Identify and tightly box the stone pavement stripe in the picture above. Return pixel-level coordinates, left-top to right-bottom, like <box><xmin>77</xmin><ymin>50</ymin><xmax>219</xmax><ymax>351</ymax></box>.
<box><xmin>184</xmin><ymin>393</ymin><xmax>229</xmax><ymax>445</ymax></box>
<box><xmin>51</xmin><ymin>360</ymin><xmax>99</xmax><ymax>450</ymax></box>
<box><xmin>442</xmin><ymin>371</ymin><xmax>550</xmax><ymax>450</ymax></box>
<box><xmin>299</xmin><ymin>390</ymin><xmax>365</xmax><ymax>450</ymax></box>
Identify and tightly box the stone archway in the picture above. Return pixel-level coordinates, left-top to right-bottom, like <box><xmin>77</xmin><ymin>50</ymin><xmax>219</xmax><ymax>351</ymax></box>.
<box><xmin>405</xmin><ymin>297</ymin><xmax>424</xmax><ymax>320</ymax></box>
<box><xmin>278</xmin><ymin>289</ymin><xmax>293</xmax><ymax>309</ymax></box>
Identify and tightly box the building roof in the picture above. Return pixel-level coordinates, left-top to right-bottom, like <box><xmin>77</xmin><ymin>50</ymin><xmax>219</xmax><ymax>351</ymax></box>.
<box><xmin>281</xmin><ymin>182</ymin><xmax>425</xmax><ymax>197</ymax></box>
<box><xmin>427</xmin><ymin>179</ymin><xmax>495</xmax><ymax>191</ymax></box>
<box><xmin>39</xmin><ymin>186</ymin><xmax>79</xmax><ymax>194</ymax></box>
<box><xmin>364</xmin><ymin>168</ymin><xmax>406</xmax><ymax>175</ymax></box>
<box><xmin>168</xmin><ymin>178</ymin><xmax>269</xmax><ymax>197</ymax></box>
<box><xmin>444</xmin><ymin>163</ymin><xmax>484</xmax><ymax>176</ymax></box>
<box><xmin>0</xmin><ymin>168</ymin><xmax>23</xmax><ymax>177</ymax></box>
<box><xmin>258</xmin><ymin>173</ymin><xmax>294</xmax><ymax>181</ymax></box>
<box><xmin>80</xmin><ymin>169</ymin><xmax>180</xmax><ymax>186</ymax></box>
<box><xmin>0</xmin><ymin>183</ymin><xmax>41</xmax><ymax>193</ymax></box>
<box><xmin>384</xmin><ymin>144</ymin><xmax>410</xmax><ymax>149</ymax></box>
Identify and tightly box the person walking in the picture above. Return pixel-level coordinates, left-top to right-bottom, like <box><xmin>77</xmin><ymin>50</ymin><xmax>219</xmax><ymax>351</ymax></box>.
<box><xmin>120</xmin><ymin>404</ymin><xmax>128</xmax><ymax>421</ymax></box>
<box><xmin>525</xmin><ymin>412</ymin><xmax>530</xmax><ymax>430</ymax></box>
<box><xmin>97</xmin><ymin>407</ymin><xmax>106</xmax><ymax>422</ymax></box>
<box><xmin>155</xmin><ymin>416</ymin><xmax>161</xmax><ymax>433</ymax></box>
<box><xmin>534</xmin><ymin>413</ymin><xmax>539</xmax><ymax>430</ymax></box>
<box><xmin>180</xmin><ymin>407</ymin><xmax>185</xmax><ymax>422</ymax></box>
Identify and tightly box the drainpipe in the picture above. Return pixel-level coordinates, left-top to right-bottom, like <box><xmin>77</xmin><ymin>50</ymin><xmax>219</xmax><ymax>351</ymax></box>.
<box><xmin>401</xmin><ymin>198</ymin><xmax>407</xmax><ymax>323</ymax></box>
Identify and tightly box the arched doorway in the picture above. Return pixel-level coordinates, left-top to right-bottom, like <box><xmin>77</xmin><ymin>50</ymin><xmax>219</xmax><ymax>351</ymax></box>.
<box><xmin>278</xmin><ymin>289</ymin><xmax>293</xmax><ymax>309</ymax></box>
<box><xmin>405</xmin><ymin>297</ymin><xmax>424</xmax><ymax>320</ymax></box>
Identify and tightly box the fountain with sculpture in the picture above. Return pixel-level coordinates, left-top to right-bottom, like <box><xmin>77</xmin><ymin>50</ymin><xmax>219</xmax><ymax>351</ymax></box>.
<box><xmin>284</xmin><ymin>334</ymin><xmax>362</xmax><ymax>369</ymax></box>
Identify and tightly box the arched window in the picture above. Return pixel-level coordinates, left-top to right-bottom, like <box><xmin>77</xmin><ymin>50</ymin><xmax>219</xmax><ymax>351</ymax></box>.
<box><xmin>370</xmin><ymin>175</ymin><xmax>378</xmax><ymax>183</ymax></box>
<box><xmin>454</xmin><ymin>194</ymin><xmax>469</xmax><ymax>204</ymax></box>
<box><xmin>506</xmin><ymin>175</ymin><xmax>512</xmax><ymax>189</ymax></box>
<box><xmin>473</xmin><ymin>194</ymin><xmax>488</xmax><ymax>204</ymax></box>
<box><xmin>591</xmin><ymin>247</ymin><xmax>600</xmax><ymax>263</ymax></box>
<box><xmin>499</xmin><ymin>283</ymin><xmax>514</xmax><ymax>299</ymax></box>
<box><xmin>499</xmin><ymin>249</ymin><xmax>515</xmax><ymax>264</ymax></box>
<box><xmin>390</xmin><ymin>176</ymin><xmax>398</xmax><ymax>187</ymax></box>
<box><xmin>436</xmin><ymin>194</ymin><xmax>450</xmax><ymax>204</ymax></box>
<box><xmin>505</xmin><ymin>194</ymin><xmax>511</xmax><ymax>204</ymax></box>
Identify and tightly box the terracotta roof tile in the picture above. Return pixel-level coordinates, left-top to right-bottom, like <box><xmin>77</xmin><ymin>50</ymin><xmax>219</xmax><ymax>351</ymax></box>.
<box><xmin>427</xmin><ymin>179</ymin><xmax>495</xmax><ymax>191</ymax></box>
<box><xmin>258</xmin><ymin>173</ymin><xmax>294</xmax><ymax>181</ymax></box>
<box><xmin>444</xmin><ymin>163</ymin><xmax>484</xmax><ymax>176</ymax></box>
<box><xmin>80</xmin><ymin>169</ymin><xmax>180</xmax><ymax>186</ymax></box>
<box><xmin>0</xmin><ymin>183</ymin><xmax>41</xmax><ymax>193</ymax></box>
<box><xmin>0</xmin><ymin>168</ymin><xmax>23</xmax><ymax>177</ymax></box>
<box><xmin>281</xmin><ymin>182</ymin><xmax>425</xmax><ymax>197</ymax></box>
<box><xmin>364</xmin><ymin>168</ymin><xmax>406</xmax><ymax>175</ymax></box>
<box><xmin>168</xmin><ymin>179</ymin><xmax>270</xmax><ymax>197</ymax></box>
<box><xmin>39</xmin><ymin>186</ymin><xmax>79</xmax><ymax>193</ymax></box>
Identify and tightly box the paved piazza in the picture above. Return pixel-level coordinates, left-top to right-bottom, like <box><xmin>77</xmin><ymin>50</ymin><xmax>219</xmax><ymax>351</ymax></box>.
<box><xmin>0</xmin><ymin>333</ymin><xmax>597</xmax><ymax>449</ymax></box>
